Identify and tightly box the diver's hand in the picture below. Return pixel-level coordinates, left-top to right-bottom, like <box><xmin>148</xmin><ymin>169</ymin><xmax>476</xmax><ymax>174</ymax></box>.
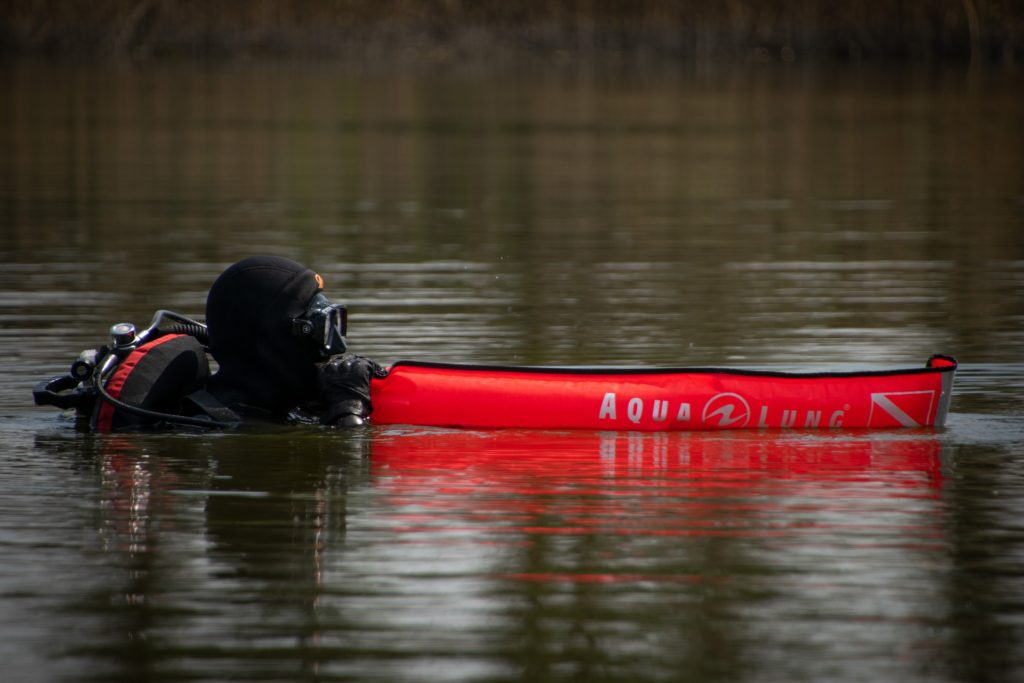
<box><xmin>324</xmin><ymin>399</ymin><xmax>369</xmax><ymax>427</ymax></box>
<box><xmin>316</xmin><ymin>355</ymin><xmax>386</xmax><ymax>426</ymax></box>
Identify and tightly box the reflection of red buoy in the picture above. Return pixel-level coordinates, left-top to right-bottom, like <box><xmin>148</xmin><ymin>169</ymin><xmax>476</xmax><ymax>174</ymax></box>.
<box><xmin>369</xmin><ymin>430</ymin><xmax>946</xmax><ymax>573</ymax></box>
<box><xmin>371</xmin><ymin>430</ymin><xmax>944</xmax><ymax>489</ymax></box>
<box><xmin>370</xmin><ymin>356</ymin><xmax>957</xmax><ymax>431</ymax></box>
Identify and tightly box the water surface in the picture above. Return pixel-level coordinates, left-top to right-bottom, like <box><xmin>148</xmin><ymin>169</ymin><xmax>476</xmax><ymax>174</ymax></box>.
<box><xmin>1</xmin><ymin>62</ymin><xmax>1022</xmax><ymax>682</ymax></box>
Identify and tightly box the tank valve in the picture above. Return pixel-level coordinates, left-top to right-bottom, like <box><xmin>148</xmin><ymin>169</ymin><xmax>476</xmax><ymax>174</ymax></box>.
<box><xmin>110</xmin><ymin>322</ymin><xmax>137</xmax><ymax>351</ymax></box>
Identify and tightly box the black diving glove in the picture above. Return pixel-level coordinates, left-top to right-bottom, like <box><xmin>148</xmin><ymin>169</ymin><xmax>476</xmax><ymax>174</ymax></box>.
<box><xmin>316</xmin><ymin>355</ymin><xmax>387</xmax><ymax>427</ymax></box>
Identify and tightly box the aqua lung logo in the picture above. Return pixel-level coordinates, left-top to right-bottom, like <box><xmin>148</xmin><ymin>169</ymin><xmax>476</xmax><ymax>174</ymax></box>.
<box><xmin>701</xmin><ymin>393</ymin><xmax>751</xmax><ymax>428</ymax></box>
<box><xmin>596</xmin><ymin>390</ymin><xmax>854</xmax><ymax>429</ymax></box>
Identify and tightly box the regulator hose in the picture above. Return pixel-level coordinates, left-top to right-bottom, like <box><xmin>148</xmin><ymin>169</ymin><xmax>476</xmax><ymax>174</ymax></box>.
<box><xmin>157</xmin><ymin>323</ymin><xmax>209</xmax><ymax>345</ymax></box>
<box><xmin>136</xmin><ymin>310</ymin><xmax>209</xmax><ymax>346</ymax></box>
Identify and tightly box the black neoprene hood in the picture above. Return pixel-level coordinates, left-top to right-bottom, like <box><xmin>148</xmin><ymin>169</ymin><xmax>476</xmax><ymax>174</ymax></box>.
<box><xmin>205</xmin><ymin>256</ymin><xmax>324</xmax><ymax>413</ymax></box>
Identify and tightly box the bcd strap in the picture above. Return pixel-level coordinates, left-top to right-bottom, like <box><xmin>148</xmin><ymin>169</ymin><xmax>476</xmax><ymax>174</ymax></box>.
<box><xmin>184</xmin><ymin>388</ymin><xmax>241</xmax><ymax>424</ymax></box>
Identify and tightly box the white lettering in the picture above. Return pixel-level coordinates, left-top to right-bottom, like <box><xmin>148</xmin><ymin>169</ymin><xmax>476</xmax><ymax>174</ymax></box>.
<box><xmin>758</xmin><ymin>405</ymin><xmax>770</xmax><ymax>428</ymax></box>
<box><xmin>627</xmin><ymin>398</ymin><xmax>643</xmax><ymax>424</ymax></box>
<box><xmin>781</xmin><ymin>409</ymin><xmax>797</xmax><ymax>428</ymax></box>
<box><xmin>599</xmin><ymin>392</ymin><xmax>617</xmax><ymax>420</ymax></box>
<box><xmin>676</xmin><ymin>403</ymin><xmax>691</xmax><ymax>421</ymax></box>
<box><xmin>652</xmin><ymin>399</ymin><xmax>669</xmax><ymax>421</ymax></box>
<box><xmin>804</xmin><ymin>410</ymin><xmax>822</xmax><ymax>428</ymax></box>
<box><xmin>829</xmin><ymin>410</ymin><xmax>845</xmax><ymax>427</ymax></box>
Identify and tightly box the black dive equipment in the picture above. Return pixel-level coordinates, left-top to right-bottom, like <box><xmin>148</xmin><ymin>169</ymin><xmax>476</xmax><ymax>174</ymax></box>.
<box><xmin>33</xmin><ymin>310</ymin><xmax>238</xmax><ymax>431</ymax></box>
<box><xmin>292</xmin><ymin>293</ymin><xmax>348</xmax><ymax>359</ymax></box>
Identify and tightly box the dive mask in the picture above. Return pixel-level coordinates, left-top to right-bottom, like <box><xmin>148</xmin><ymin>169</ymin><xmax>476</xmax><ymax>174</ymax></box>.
<box><xmin>292</xmin><ymin>293</ymin><xmax>348</xmax><ymax>358</ymax></box>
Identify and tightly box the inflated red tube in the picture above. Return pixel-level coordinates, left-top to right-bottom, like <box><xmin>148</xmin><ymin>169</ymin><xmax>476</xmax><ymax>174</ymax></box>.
<box><xmin>370</xmin><ymin>355</ymin><xmax>957</xmax><ymax>431</ymax></box>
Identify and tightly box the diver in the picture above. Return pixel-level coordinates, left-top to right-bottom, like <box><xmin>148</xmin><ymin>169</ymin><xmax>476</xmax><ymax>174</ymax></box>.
<box><xmin>204</xmin><ymin>255</ymin><xmax>384</xmax><ymax>427</ymax></box>
<box><xmin>33</xmin><ymin>255</ymin><xmax>384</xmax><ymax>431</ymax></box>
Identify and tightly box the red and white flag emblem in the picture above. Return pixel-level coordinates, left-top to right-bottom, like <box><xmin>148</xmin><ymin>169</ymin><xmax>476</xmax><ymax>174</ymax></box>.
<box><xmin>868</xmin><ymin>391</ymin><xmax>936</xmax><ymax>427</ymax></box>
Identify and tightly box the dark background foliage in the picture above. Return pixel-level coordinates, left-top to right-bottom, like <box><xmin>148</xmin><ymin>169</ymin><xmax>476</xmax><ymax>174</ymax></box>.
<box><xmin>2</xmin><ymin>0</ymin><xmax>1021</xmax><ymax>64</ymax></box>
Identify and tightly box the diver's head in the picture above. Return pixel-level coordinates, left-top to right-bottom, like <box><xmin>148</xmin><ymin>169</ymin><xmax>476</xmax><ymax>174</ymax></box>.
<box><xmin>205</xmin><ymin>256</ymin><xmax>347</xmax><ymax>413</ymax></box>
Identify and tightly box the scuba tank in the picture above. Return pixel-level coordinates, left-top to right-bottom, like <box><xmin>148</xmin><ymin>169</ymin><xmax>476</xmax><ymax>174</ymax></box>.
<box><xmin>33</xmin><ymin>310</ymin><xmax>238</xmax><ymax>431</ymax></box>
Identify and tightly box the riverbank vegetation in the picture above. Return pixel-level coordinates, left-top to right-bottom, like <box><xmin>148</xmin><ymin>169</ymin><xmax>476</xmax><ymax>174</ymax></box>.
<box><xmin>2</xmin><ymin>0</ymin><xmax>1022</xmax><ymax>65</ymax></box>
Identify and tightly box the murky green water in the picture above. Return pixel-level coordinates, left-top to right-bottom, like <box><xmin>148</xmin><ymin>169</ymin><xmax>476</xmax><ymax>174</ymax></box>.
<box><xmin>1</xmin><ymin>61</ymin><xmax>1023</xmax><ymax>682</ymax></box>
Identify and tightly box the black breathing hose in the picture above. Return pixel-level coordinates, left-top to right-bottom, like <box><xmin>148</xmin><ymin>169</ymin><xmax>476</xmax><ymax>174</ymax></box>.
<box><xmin>158</xmin><ymin>323</ymin><xmax>209</xmax><ymax>344</ymax></box>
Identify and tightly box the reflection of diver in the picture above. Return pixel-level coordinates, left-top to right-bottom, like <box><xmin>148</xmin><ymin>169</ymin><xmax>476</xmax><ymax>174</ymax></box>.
<box><xmin>200</xmin><ymin>432</ymin><xmax>371</xmax><ymax>590</ymax></box>
<box><xmin>34</xmin><ymin>256</ymin><xmax>385</xmax><ymax>431</ymax></box>
<box><xmin>70</xmin><ymin>426</ymin><xmax>372</xmax><ymax>679</ymax></box>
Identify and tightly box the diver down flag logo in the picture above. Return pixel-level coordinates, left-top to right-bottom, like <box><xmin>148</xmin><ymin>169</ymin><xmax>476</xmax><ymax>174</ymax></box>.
<box><xmin>868</xmin><ymin>391</ymin><xmax>936</xmax><ymax>427</ymax></box>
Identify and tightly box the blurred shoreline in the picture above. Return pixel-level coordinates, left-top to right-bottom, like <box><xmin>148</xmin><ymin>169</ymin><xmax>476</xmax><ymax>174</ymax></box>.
<box><xmin>2</xmin><ymin>1</ymin><xmax>1022</xmax><ymax>67</ymax></box>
